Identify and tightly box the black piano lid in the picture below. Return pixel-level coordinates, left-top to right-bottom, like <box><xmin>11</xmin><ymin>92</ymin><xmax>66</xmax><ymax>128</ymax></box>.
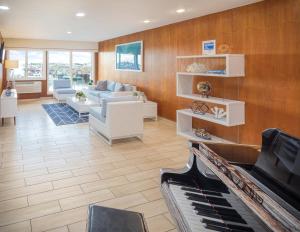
<box><xmin>236</xmin><ymin>129</ymin><xmax>300</xmax><ymax>220</ymax></box>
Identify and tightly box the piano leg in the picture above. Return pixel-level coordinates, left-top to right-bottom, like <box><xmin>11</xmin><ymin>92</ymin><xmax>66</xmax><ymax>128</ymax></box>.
<box><xmin>274</xmin><ymin>157</ymin><xmax>279</xmax><ymax>166</ymax></box>
<box><xmin>287</xmin><ymin>173</ymin><xmax>293</xmax><ymax>184</ymax></box>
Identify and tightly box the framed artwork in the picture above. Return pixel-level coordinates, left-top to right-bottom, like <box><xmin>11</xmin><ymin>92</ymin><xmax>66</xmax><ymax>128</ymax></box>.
<box><xmin>115</xmin><ymin>41</ymin><xmax>143</xmax><ymax>72</ymax></box>
<box><xmin>202</xmin><ymin>40</ymin><xmax>216</xmax><ymax>55</ymax></box>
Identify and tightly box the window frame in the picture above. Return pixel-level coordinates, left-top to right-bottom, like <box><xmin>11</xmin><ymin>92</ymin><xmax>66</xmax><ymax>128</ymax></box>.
<box><xmin>6</xmin><ymin>48</ymin><xmax>47</xmax><ymax>81</ymax></box>
<box><xmin>47</xmin><ymin>49</ymin><xmax>95</xmax><ymax>94</ymax></box>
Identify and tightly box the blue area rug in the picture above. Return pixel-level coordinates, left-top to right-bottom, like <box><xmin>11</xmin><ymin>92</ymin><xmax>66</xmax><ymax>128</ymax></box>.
<box><xmin>42</xmin><ymin>103</ymin><xmax>89</xmax><ymax>126</ymax></box>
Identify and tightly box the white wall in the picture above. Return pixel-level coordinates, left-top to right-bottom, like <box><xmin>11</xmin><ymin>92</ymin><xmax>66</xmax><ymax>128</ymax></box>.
<box><xmin>5</xmin><ymin>38</ymin><xmax>98</xmax><ymax>51</ymax></box>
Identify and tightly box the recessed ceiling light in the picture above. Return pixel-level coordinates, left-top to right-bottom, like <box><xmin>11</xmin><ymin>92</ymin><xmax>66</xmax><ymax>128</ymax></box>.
<box><xmin>67</xmin><ymin>31</ymin><xmax>72</xmax><ymax>34</ymax></box>
<box><xmin>176</xmin><ymin>8</ymin><xmax>185</xmax><ymax>13</ymax></box>
<box><xmin>143</xmin><ymin>20</ymin><xmax>151</xmax><ymax>24</ymax></box>
<box><xmin>76</xmin><ymin>12</ymin><xmax>85</xmax><ymax>17</ymax></box>
<box><xmin>0</xmin><ymin>5</ymin><xmax>10</xmax><ymax>10</ymax></box>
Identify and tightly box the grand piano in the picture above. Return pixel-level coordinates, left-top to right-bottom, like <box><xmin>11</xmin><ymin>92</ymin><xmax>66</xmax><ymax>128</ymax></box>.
<box><xmin>161</xmin><ymin>129</ymin><xmax>300</xmax><ymax>232</ymax></box>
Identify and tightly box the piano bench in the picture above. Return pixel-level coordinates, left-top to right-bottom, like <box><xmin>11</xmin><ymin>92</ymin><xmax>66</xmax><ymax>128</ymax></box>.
<box><xmin>87</xmin><ymin>205</ymin><xmax>149</xmax><ymax>232</ymax></box>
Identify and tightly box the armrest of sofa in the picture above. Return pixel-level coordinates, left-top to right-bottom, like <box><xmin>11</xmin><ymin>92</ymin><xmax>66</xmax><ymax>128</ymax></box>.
<box><xmin>106</xmin><ymin>101</ymin><xmax>143</xmax><ymax>136</ymax></box>
<box><xmin>110</xmin><ymin>91</ymin><xmax>134</xmax><ymax>97</ymax></box>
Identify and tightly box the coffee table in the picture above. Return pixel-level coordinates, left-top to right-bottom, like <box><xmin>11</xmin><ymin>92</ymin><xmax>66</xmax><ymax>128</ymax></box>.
<box><xmin>66</xmin><ymin>97</ymin><xmax>98</xmax><ymax>118</ymax></box>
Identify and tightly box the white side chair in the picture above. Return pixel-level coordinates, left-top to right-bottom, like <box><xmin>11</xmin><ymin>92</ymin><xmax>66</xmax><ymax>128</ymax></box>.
<box><xmin>53</xmin><ymin>79</ymin><xmax>76</xmax><ymax>101</ymax></box>
<box><xmin>89</xmin><ymin>97</ymin><xmax>143</xmax><ymax>145</ymax></box>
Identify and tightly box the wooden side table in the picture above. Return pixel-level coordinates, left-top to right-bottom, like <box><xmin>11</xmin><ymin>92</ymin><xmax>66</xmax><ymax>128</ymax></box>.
<box><xmin>143</xmin><ymin>100</ymin><xmax>157</xmax><ymax>120</ymax></box>
<box><xmin>0</xmin><ymin>89</ymin><xmax>18</xmax><ymax>126</ymax></box>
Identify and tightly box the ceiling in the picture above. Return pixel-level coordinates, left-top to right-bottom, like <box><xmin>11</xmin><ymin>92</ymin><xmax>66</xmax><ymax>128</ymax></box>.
<box><xmin>0</xmin><ymin>0</ymin><xmax>261</xmax><ymax>42</ymax></box>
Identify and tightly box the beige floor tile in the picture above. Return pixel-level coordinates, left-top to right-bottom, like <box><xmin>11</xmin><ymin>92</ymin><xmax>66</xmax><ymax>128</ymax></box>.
<box><xmin>146</xmin><ymin>214</ymin><xmax>175</xmax><ymax>232</ymax></box>
<box><xmin>31</xmin><ymin>206</ymin><xmax>87</xmax><ymax>232</ymax></box>
<box><xmin>96</xmin><ymin>193</ymin><xmax>148</xmax><ymax>209</ymax></box>
<box><xmin>0</xmin><ymin>220</ymin><xmax>31</xmax><ymax>232</ymax></box>
<box><xmin>71</xmin><ymin>163</ymin><xmax>114</xmax><ymax>176</ymax></box>
<box><xmin>28</xmin><ymin>185</ymin><xmax>83</xmax><ymax>205</ymax></box>
<box><xmin>126</xmin><ymin>168</ymin><xmax>160</xmax><ymax>182</ymax></box>
<box><xmin>111</xmin><ymin>157</ymin><xmax>151</xmax><ymax>168</ymax></box>
<box><xmin>164</xmin><ymin>213</ymin><xmax>175</xmax><ymax>225</ymax></box>
<box><xmin>98</xmin><ymin>166</ymin><xmax>139</xmax><ymax>179</ymax></box>
<box><xmin>0</xmin><ymin>168</ymin><xmax>48</xmax><ymax>183</ymax></box>
<box><xmin>46</xmin><ymin>226</ymin><xmax>69</xmax><ymax>232</ymax></box>
<box><xmin>0</xmin><ymin>201</ymin><xmax>61</xmax><ymax>227</ymax></box>
<box><xmin>81</xmin><ymin>176</ymin><xmax>129</xmax><ymax>193</ymax></box>
<box><xmin>52</xmin><ymin>174</ymin><xmax>100</xmax><ymax>189</ymax></box>
<box><xmin>0</xmin><ymin>179</ymin><xmax>25</xmax><ymax>191</ymax></box>
<box><xmin>0</xmin><ymin>99</ymin><xmax>188</xmax><ymax>230</ymax></box>
<box><xmin>59</xmin><ymin>189</ymin><xmax>115</xmax><ymax>210</ymax></box>
<box><xmin>88</xmin><ymin>155</ymin><xmax>126</xmax><ymax>166</ymax></box>
<box><xmin>24</xmin><ymin>159</ymin><xmax>66</xmax><ymax>172</ymax></box>
<box><xmin>141</xmin><ymin>187</ymin><xmax>162</xmax><ymax>201</ymax></box>
<box><xmin>25</xmin><ymin>171</ymin><xmax>73</xmax><ymax>185</ymax></box>
<box><xmin>0</xmin><ymin>182</ymin><xmax>53</xmax><ymax>201</ymax></box>
<box><xmin>128</xmin><ymin>199</ymin><xmax>168</xmax><ymax>218</ymax></box>
<box><xmin>137</xmin><ymin>159</ymin><xmax>178</xmax><ymax>171</ymax></box>
<box><xmin>0</xmin><ymin>197</ymin><xmax>28</xmax><ymax>213</ymax></box>
<box><xmin>110</xmin><ymin>179</ymin><xmax>158</xmax><ymax>197</ymax></box>
<box><xmin>68</xmin><ymin>220</ymin><xmax>87</xmax><ymax>232</ymax></box>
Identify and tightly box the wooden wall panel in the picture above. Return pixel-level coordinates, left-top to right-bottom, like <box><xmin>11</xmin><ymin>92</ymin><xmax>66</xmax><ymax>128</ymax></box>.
<box><xmin>98</xmin><ymin>0</ymin><xmax>300</xmax><ymax>144</ymax></box>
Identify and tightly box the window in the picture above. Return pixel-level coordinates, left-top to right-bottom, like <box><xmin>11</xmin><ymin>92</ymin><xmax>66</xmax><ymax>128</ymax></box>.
<box><xmin>27</xmin><ymin>51</ymin><xmax>44</xmax><ymax>79</ymax></box>
<box><xmin>7</xmin><ymin>50</ymin><xmax>26</xmax><ymax>79</ymax></box>
<box><xmin>47</xmin><ymin>51</ymin><xmax>71</xmax><ymax>93</ymax></box>
<box><xmin>72</xmin><ymin>52</ymin><xmax>93</xmax><ymax>90</ymax></box>
<box><xmin>7</xmin><ymin>50</ymin><xmax>45</xmax><ymax>80</ymax></box>
<box><xmin>47</xmin><ymin>51</ymin><xmax>94</xmax><ymax>93</ymax></box>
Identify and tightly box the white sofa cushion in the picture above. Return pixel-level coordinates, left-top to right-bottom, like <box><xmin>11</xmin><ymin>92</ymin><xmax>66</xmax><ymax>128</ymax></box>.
<box><xmin>101</xmin><ymin>96</ymin><xmax>138</xmax><ymax>119</ymax></box>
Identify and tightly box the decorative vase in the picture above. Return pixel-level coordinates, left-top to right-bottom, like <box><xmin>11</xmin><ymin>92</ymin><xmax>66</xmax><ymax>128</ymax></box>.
<box><xmin>196</xmin><ymin>81</ymin><xmax>212</xmax><ymax>98</ymax></box>
<box><xmin>79</xmin><ymin>97</ymin><xmax>86</xmax><ymax>102</ymax></box>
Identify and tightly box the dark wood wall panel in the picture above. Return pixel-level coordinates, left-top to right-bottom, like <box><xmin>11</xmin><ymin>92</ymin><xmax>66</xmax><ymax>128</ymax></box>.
<box><xmin>98</xmin><ymin>0</ymin><xmax>300</xmax><ymax>144</ymax></box>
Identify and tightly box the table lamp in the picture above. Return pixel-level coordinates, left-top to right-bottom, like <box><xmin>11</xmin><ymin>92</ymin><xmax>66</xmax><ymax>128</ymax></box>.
<box><xmin>5</xmin><ymin>59</ymin><xmax>19</xmax><ymax>88</ymax></box>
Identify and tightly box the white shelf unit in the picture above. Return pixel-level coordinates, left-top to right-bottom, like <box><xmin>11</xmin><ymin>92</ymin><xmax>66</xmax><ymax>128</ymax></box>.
<box><xmin>176</xmin><ymin>54</ymin><xmax>245</xmax><ymax>77</ymax></box>
<box><xmin>177</xmin><ymin>73</ymin><xmax>245</xmax><ymax>127</ymax></box>
<box><xmin>176</xmin><ymin>54</ymin><xmax>245</xmax><ymax>144</ymax></box>
<box><xmin>177</xmin><ymin>111</ymin><xmax>234</xmax><ymax>144</ymax></box>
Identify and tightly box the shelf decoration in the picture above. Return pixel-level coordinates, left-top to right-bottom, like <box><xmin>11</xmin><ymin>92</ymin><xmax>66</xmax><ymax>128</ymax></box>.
<box><xmin>193</xmin><ymin>128</ymin><xmax>212</xmax><ymax>140</ymax></box>
<box><xmin>211</xmin><ymin>106</ymin><xmax>227</xmax><ymax>119</ymax></box>
<box><xmin>217</xmin><ymin>44</ymin><xmax>231</xmax><ymax>54</ymax></box>
<box><xmin>186</xmin><ymin>63</ymin><xmax>207</xmax><ymax>73</ymax></box>
<box><xmin>202</xmin><ymin>40</ymin><xmax>216</xmax><ymax>55</ymax></box>
<box><xmin>196</xmin><ymin>81</ymin><xmax>212</xmax><ymax>98</ymax></box>
<box><xmin>190</xmin><ymin>101</ymin><xmax>209</xmax><ymax>115</ymax></box>
<box><xmin>207</xmin><ymin>70</ymin><xmax>226</xmax><ymax>75</ymax></box>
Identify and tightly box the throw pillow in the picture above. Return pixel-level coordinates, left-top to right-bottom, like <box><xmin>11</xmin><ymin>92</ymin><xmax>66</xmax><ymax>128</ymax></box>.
<box><xmin>114</xmin><ymin>82</ymin><xmax>125</xmax><ymax>91</ymax></box>
<box><xmin>107</xmin><ymin>81</ymin><xmax>116</xmax><ymax>91</ymax></box>
<box><xmin>95</xmin><ymin>80</ymin><xmax>107</xmax><ymax>91</ymax></box>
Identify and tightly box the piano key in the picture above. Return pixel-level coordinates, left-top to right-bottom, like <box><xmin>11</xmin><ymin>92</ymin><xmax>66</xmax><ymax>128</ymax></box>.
<box><xmin>181</xmin><ymin>187</ymin><xmax>222</xmax><ymax>196</ymax></box>
<box><xmin>192</xmin><ymin>203</ymin><xmax>242</xmax><ymax>217</ymax></box>
<box><xmin>205</xmin><ymin>224</ymin><xmax>245</xmax><ymax>232</ymax></box>
<box><xmin>202</xmin><ymin>219</ymin><xmax>254</xmax><ymax>232</ymax></box>
<box><xmin>195</xmin><ymin>209</ymin><xmax>247</xmax><ymax>224</ymax></box>
<box><xmin>194</xmin><ymin>206</ymin><xmax>243</xmax><ymax>220</ymax></box>
<box><xmin>186</xmin><ymin>192</ymin><xmax>232</xmax><ymax>207</ymax></box>
<box><xmin>168</xmin><ymin>183</ymin><xmax>266</xmax><ymax>232</ymax></box>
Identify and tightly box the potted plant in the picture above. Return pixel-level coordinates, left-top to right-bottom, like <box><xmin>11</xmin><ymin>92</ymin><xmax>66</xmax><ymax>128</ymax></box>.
<box><xmin>76</xmin><ymin>91</ymin><xmax>87</xmax><ymax>102</ymax></box>
<box><xmin>88</xmin><ymin>80</ymin><xmax>94</xmax><ymax>89</ymax></box>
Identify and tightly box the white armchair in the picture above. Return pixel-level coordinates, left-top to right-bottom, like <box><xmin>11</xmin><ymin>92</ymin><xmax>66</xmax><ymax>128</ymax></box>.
<box><xmin>89</xmin><ymin>96</ymin><xmax>143</xmax><ymax>145</ymax></box>
<box><xmin>53</xmin><ymin>79</ymin><xmax>76</xmax><ymax>101</ymax></box>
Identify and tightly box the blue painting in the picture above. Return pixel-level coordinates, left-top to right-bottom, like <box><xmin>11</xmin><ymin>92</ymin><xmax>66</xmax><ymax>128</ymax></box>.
<box><xmin>116</xmin><ymin>41</ymin><xmax>143</xmax><ymax>71</ymax></box>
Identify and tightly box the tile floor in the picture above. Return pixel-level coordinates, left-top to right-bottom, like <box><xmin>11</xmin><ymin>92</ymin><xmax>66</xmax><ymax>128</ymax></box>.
<box><xmin>0</xmin><ymin>99</ymin><xmax>190</xmax><ymax>232</ymax></box>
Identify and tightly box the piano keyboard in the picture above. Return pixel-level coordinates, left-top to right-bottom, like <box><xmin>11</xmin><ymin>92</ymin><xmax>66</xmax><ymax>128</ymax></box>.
<box><xmin>168</xmin><ymin>180</ymin><xmax>269</xmax><ymax>232</ymax></box>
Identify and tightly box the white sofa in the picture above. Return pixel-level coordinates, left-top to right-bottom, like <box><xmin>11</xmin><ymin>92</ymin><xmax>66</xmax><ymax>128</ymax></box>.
<box><xmin>83</xmin><ymin>80</ymin><xmax>136</xmax><ymax>104</ymax></box>
<box><xmin>53</xmin><ymin>79</ymin><xmax>76</xmax><ymax>101</ymax></box>
<box><xmin>89</xmin><ymin>96</ymin><xmax>143</xmax><ymax>145</ymax></box>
